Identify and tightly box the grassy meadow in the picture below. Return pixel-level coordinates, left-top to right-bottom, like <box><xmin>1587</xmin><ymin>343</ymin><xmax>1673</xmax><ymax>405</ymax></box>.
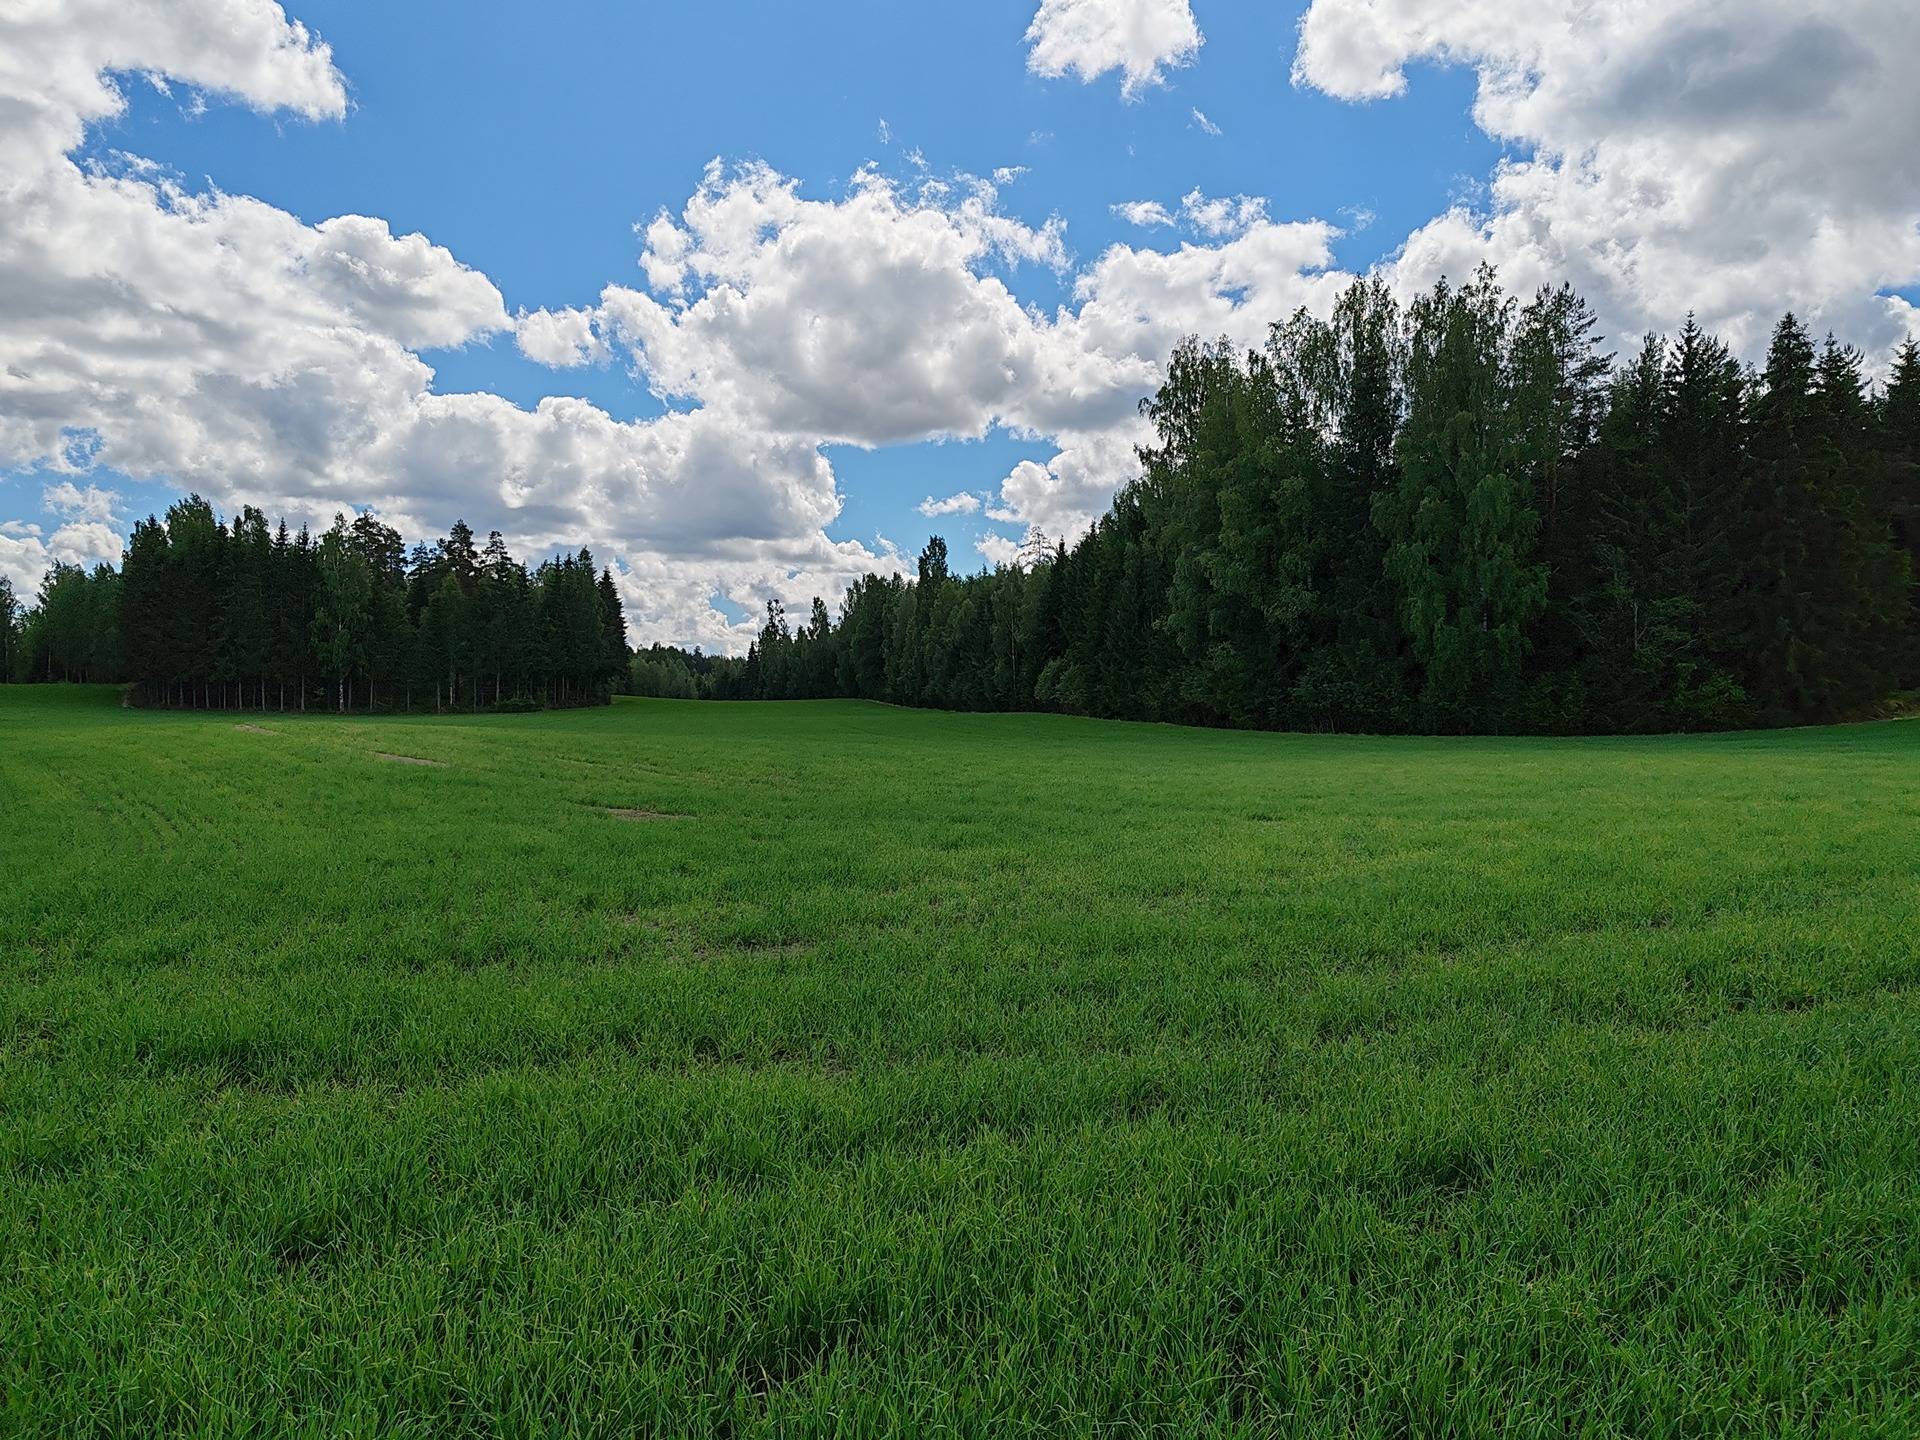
<box><xmin>3</xmin><ymin>684</ymin><xmax>1919</xmax><ymax>1436</ymax></box>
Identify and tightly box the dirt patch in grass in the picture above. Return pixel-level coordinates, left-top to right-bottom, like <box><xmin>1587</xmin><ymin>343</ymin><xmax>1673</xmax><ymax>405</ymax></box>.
<box><xmin>600</xmin><ymin>806</ymin><xmax>689</xmax><ymax>821</ymax></box>
<box><xmin>235</xmin><ymin>724</ymin><xmax>275</xmax><ymax>735</ymax></box>
<box><xmin>374</xmin><ymin>752</ymin><xmax>445</xmax><ymax>767</ymax></box>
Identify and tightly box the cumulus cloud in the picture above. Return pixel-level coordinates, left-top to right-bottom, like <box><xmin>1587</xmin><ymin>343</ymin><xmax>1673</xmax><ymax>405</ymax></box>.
<box><xmin>1293</xmin><ymin>0</ymin><xmax>1920</xmax><ymax>357</ymax></box>
<box><xmin>0</xmin><ymin>517</ymin><xmax>122</xmax><ymax>593</ymax></box>
<box><xmin>1112</xmin><ymin>200</ymin><xmax>1175</xmax><ymax>228</ymax></box>
<box><xmin>0</xmin><ymin>0</ymin><xmax>347</xmax><ymax>179</ymax></box>
<box><xmin>576</xmin><ymin>162</ymin><xmax>1084</xmax><ymax>449</ymax></box>
<box><xmin>0</xmin><ymin>2</ymin><xmax>920</xmax><ymax>649</ymax></box>
<box><xmin>42</xmin><ymin>480</ymin><xmax>120</xmax><ymax>523</ymax></box>
<box><xmin>1179</xmin><ymin>189</ymin><xmax>1268</xmax><ymax>238</ymax></box>
<box><xmin>47</xmin><ymin>519</ymin><xmax>123</xmax><ymax>570</ymax></box>
<box><xmin>918</xmin><ymin>492</ymin><xmax>982</xmax><ymax>517</ymax></box>
<box><xmin>0</xmin><ymin>0</ymin><xmax>1480</xmax><ymax>651</ymax></box>
<box><xmin>991</xmin><ymin>428</ymin><xmax>1149</xmax><ymax>541</ymax></box>
<box><xmin>531</xmin><ymin>163</ymin><xmax>1343</xmax><ymax>544</ymax></box>
<box><xmin>974</xmin><ymin>531</ymin><xmax>1024</xmax><ymax>568</ymax></box>
<box><xmin>514</xmin><ymin>306</ymin><xmax>608</xmax><ymax>368</ymax></box>
<box><xmin>1025</xmin><ymin>0</ymin><xmax>1203</xmax><ymax>98</ymax></box>
<box><xmin>0</xmin><ymin>521</ymin><xmax>49</xmax><ymax>594</ymax></box>
<box><xmin>0</xmin><ymin>0</ymin><xmax>1348</xmax><ymax>641</ymax></box>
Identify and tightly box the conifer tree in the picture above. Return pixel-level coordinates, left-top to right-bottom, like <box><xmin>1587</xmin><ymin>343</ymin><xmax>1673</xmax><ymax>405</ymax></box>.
<box><xmin>0</xmin><ymin>576</ymin><xmax>17</xmax><ymax>682</ymax></box>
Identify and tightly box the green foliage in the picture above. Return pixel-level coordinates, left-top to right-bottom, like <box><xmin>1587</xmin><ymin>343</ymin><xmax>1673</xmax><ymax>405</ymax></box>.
<box><xmin>0</xmin><ymin>575</ymin><xmax>18</xmax><ymax>681</ymax></box>
<box><xmin>5</xmin><ymin>686</ymin><xmax>1920</xmax><ymax>1433</ymax></box>
<box><xmin>14</xmin><ymin>560</ymin><xmax>119</xmax><ymax>683</ymax></box>
<box><xmin>12</xmin><ymin>273</ymin><xmax>1918</xmax><ymax>734</ymax></box>
<box><xmin>95</xmin><ymin>501</ymin><xmax>620</xmax><ymax>711</ymax></box>
<box><xmin>1375</xmin><ymin>268</ymin><xmax>1548</xmax><ymax>727</ymax></box>
<box><xmin>687</xmin><ymin>274</ymin><xmax>1916</xmax><ymax>735</ymax></box>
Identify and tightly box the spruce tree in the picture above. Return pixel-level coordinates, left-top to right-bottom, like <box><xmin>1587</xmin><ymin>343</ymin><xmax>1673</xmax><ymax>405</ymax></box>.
<box><xmin>1878</xmin><ymin>339</ymin><xmax>1920</xmax><ymax>681</ymax></box>
<box><xmin>0</xmin><ymin>576</ymin><xmax>17</xmax><ymax>682</ymax></box>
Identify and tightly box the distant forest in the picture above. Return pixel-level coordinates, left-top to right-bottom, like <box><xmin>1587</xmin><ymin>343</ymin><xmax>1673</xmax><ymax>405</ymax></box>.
<box><xmin>5</xmin><ymin>270</ymin><xmax>1918</xmax><ymax>732</ymax></box>
<box><xmin>2</xmin><ymin>505</ymin><xmax>628</xmax><ymax>711</ymax></box>
<box><xmin>640</xmin><ymin>272</ymin><xmax>1920</xmax><ymax>734</ymax></box>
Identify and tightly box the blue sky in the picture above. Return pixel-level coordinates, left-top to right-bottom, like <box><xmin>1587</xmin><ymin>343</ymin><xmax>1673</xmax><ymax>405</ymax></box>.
<box><xmin>3</xmin><ymin>0</ymin><xmax>1916</xmax><ymax>646</ymax></box>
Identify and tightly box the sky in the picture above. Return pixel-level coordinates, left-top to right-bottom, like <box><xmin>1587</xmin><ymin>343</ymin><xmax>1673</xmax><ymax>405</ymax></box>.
<box><xmin>3</xmin><ymin>0</ymin><xmax>1918</xmax><ymax>649</ymax></box>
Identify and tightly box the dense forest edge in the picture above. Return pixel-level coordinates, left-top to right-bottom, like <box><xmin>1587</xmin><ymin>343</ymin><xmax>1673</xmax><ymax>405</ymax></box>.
<box><xmin>3</xmin><ymin>512</ymin><xmax>626</xmax><ymax>712</ymax></box>
<box><xmin>5</xmin><ymin>270</ymin><xmax>1918</xmax><ymax>732</ymax></box>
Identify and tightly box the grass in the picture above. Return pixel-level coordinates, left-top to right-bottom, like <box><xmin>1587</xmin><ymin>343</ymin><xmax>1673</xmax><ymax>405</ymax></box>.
<box><xmin>3</xmin><ymin>684</ymin><xmax>1918</xmax><ymax>1437</ymax></box>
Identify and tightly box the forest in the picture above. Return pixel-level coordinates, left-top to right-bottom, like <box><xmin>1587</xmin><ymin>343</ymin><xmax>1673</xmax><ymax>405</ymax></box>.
<box><xmin>1</xmin><ymin>503</ymin><xmax>628</xmax><ymax>711</ymax></box>
<box><xmin>645</xmin><ymin>272</ymin><xmax>1920</xmax><ymax>734</ymax></box>
<box><xmin>7</xmin><ymin>270</ymin><xmax>1918</xmax><ymax>732</ymax></box>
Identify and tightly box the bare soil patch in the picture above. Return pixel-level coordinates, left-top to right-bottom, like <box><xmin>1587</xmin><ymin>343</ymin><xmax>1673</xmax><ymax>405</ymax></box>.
<box><xmin>374</xmin><ymin>752</ymin><xmax>445</xmax><ymax>767</ymax></box>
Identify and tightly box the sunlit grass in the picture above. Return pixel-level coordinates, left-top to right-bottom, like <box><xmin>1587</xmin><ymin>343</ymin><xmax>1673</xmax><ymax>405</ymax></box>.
<box><xmin>4</xmin><ymin>685</ymin><xmax>1918</xmax><ymax>1435</ymax></box>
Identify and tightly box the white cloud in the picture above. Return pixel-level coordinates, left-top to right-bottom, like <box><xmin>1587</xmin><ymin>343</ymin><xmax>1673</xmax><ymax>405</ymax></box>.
<box><xmin>576</xmin><ymin>161</ymin><xmax>1097</xmax><ymax>447</ymax></box>
<box><xmin>0</xmin><ymin>1</ymin><xmax>1353</xmax><ymax>650</ymax></box>
<box><xmin>1180</xmin><ymin>189</ymin><xmax>1268</xmax><ymax>238</ymax></box>
<box><xmin>0</xmin><ymin>0</ymin><xmax>347</xmax><ymax>179</ymax></box>
<box><xmin>1025</xmin><ymin>0</ymin><xmax>1203</xmax><ymax>99</ymax></box>
<box><xmin>975</xmin><ymin>531</ymin><xmax>1024</xmax><ymax>568</ymax></box>
<box><xmin>1112</xmin><ymin>200</ymin><xmax>1175</xmax><ymax>228</ymax></box>
<box><xmin>540</xmin><ymin>163</ymin><xmax>1344</xmax><ymax>550</ymax></box>
<box><xmin>42</xmin><ymin>480</ymin><xmax>120</xmax><ymax>523</ymax></box>
<box><xmin>1191</xmin><ymin>107</ymin><xmax>1222</xmax><ymax>136</ymax></box>
<box><xmin>0</xmin><ymin>521</ymin><xmax>49</xmax><ymax>595</ymax></box>
<box><xmin>1064</xmin><ymin>217</ymin><xmax>1345</xmax><ymax>367</ymax></box>
<box><xmin>0</xmin><ymin>4</ymin><xmax>916</xmax><ymax>651</ymax></box>
<box><xmin>514</xmin><ymin>306</ymin><xmax>607</xmax><ymax>368</ymax></box>
<box><xmin>304</xmin><ymin>215</ymin><xmax>507</xmax><ymax>350</ymax></box>
<box><xmin>1294</xmin><ymin>0</ymin><xmax>1920</xmax><ymax>357</ymax></box>
<box><xmin>48</xmin><ymin>519</ymin><xmax>122</xmax><ymax>570</ymax></box>
<box><xmin>1111</xmin><ymin>190</ymin><xmax>1275</xmax><ymax>241</ymax></box>
<box><xmin>989</xmin><ymin>428</ymin><xmax>1148</xmax><ymax>541</ymax></box>
<box><xmin>0</xmin><ymin>516</ymin><xmax>121</xmax><ymax>593</ymax></box>
<box><xmin>918</xmin><ymin>492</ymin><xmax>982</xmax><ymax>517</ymax></box>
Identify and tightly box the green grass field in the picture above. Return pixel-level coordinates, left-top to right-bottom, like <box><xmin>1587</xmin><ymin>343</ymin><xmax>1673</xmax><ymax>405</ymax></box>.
<box><xmin>4</xmin><ymin>685</ymin><xmax>1918</xmax><ymax>1436</ymax></box>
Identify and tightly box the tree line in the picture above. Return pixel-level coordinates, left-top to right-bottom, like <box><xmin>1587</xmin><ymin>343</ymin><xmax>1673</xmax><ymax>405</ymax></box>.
<box><xmin>649</xmin><ymin>271</ymin><xmax>1920</xmax><ymax>733</ymax></box>
<box><xmin>2</xmin><ymin>501</ymin><xmax>628</xmax><ymax>710</ymax></box>
<box><xmin>8</xmin><ymin>269</ymin><xmax>1917</xmax><ymax>733</ymax></box>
